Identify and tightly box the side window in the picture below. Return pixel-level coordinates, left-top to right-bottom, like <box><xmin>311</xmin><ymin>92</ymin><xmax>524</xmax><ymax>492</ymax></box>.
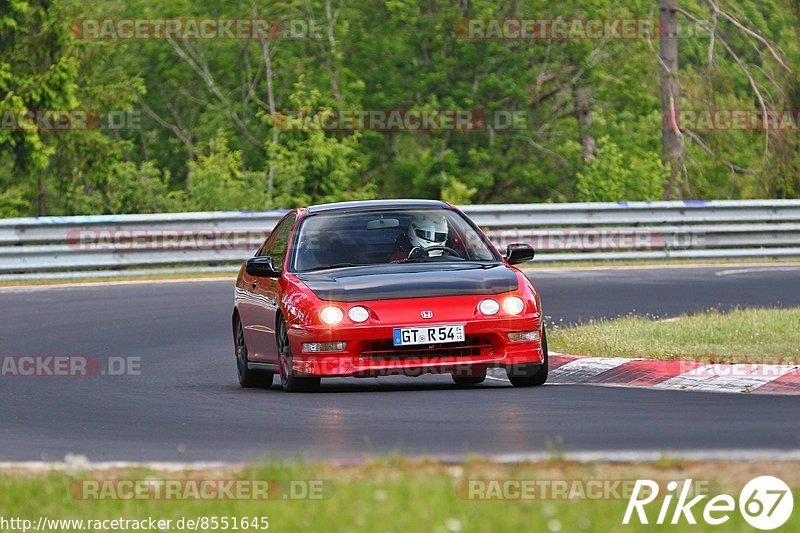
<box><xmin>257</xmin><ymin>214</ymin><xmax>296</xmax><ymax>270</ymax></box>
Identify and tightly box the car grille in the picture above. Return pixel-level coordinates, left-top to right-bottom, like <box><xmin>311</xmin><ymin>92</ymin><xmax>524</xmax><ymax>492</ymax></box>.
<box><xmin>362</xmin><ymin>337</ymin><xmax>494</xmax><ymax>358</ymax></box>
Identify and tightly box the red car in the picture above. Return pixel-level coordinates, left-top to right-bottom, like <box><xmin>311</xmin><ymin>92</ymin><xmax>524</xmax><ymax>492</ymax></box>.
<box><xmin>232</xmin><ymin>199</ymin><xmax>547</xmax><ymax>392</ymax></box>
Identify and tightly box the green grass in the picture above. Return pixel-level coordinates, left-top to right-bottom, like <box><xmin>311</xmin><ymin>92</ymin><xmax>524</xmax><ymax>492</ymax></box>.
<box><xmin>1</xmin><ymin>459</ymin><xmax>798</xmax><ymax>532</ymax></box>
<box><xmin>551</xmin><ymin>307</ymin><xmax>800</xmax><ymax>362</ymax></box>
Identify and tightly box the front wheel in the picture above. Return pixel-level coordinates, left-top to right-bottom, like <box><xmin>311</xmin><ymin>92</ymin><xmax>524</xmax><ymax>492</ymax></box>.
<box><xmin>235</xmin><ymin>316</ymin><xmax>274</xmax><ymax>388</ymax></box>
<box><xmin>277</xmin><ymin>316</ymin><xmax>320</xmax><ymax>393</ymax></box>
<box><xmin>507</xmin><ymin>326</ymin><xmax>548</xmax><ymax>387</ymax></box>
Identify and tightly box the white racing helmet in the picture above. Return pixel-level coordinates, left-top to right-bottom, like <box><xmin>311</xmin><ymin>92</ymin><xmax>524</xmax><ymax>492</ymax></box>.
<box><xmin>409</xmin><ymin>213</ymin><xmax>448</xmax><ymax>256</ymax></box>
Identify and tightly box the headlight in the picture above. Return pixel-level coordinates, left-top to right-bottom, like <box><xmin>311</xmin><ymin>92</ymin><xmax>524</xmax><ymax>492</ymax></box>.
<box><xmin>478</xmin><ymin>298</ymin><xmax>500</xmax><ymax>316</ymax></box>
<box><xmin>502</xmin><ymin>296</ymin><xmax>525</xmax><ymax>315</ymax></box>
<box><xmin>320</xmin><ymin>306</ymin><xmax>344</xmax><ymax>325</ymax></box>
<box><xmin>348</xmin><ymin>306</ymin><xmax>370</xmax><ymax>323</ymax></box>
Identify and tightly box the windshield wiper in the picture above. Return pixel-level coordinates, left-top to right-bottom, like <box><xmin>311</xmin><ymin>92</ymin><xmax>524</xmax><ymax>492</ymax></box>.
<box><xmin>307</xmin><ymin>262</ymin><xmax>363</xmax><ymax>271</ymax></box>
<box><xmin>400</xmin><ymin>258</ymin><xmax>498</xmax><ymax>267</ymax></box>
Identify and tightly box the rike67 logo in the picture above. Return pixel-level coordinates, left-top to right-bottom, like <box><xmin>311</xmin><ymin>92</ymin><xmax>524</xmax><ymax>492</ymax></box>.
<box><xmin>623</xmin><ymin>476</ymin><xmax>794</xmax><ymax>530</ymax></box>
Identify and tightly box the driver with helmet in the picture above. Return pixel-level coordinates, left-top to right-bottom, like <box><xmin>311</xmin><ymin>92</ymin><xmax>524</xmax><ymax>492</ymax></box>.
<box><xmin>390</xmin><ymin>212</ymin><xmax>449</xmax><ymax>261</ymax></box>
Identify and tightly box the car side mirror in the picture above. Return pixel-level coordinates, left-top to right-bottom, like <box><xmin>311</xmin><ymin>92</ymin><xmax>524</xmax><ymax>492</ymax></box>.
<box><xmin>246</xmin><ymin>256</ymin><xmax>281</xmax><ymax>278</ymax></box>
<box><xmin>505</xmin><ymin>243</ymin><xmax>535</xmax><ymax>265</ymax></box>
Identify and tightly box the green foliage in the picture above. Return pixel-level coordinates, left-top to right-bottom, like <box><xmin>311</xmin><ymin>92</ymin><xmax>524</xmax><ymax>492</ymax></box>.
<box><xmin>266</xmin><ymin>81</ymin><xmax>375</xmax><ymax>208</ymax></box>
<box><xmin>184</xmin><ymin>132</ymin><xmax>251</xmax><ymax>211</ymax></box>
<box><xmin>0</xmin><ymin>0</ymin><xmax>80</xmax><ymax>180</ymax></box>
<box><xmin>105</xmin><ymin>161</ymin><xmax>175</xmax><ymax>214</ymax></box>
<box><xmin>0</xmin><ymin>185</ymin><xmax>29</xmax><ymax>217</ymax></box>
<box><xmin>0</xmin><ymin>0</ymin><xmax>798</xmax><ymax>217</ymax></box>
<box><xmin>440</xmin><ymin>175</ymin><xmax>477</xmax><ymax>205</ymax></box>
<box><xmin>576</xmin><ymin>137</ymin><xmax>667</xmax><ymax>202</ymax></box>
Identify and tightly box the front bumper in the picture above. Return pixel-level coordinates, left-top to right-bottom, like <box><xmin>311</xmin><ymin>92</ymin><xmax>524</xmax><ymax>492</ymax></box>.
<box><xmin>286</xmin><ymin>317</ymin><xmax>543</xmax><ymax>377</ymax></box>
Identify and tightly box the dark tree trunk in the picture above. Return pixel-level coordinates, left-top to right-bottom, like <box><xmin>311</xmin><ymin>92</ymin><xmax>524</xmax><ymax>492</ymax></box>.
<box><xmin>660</xmin><ymin>0</ymin><xmax>684</xmax><ymax>199</ymax></box>
<box><xmin>37</xmin><ymin>176</ymin><xmax>45</xmax><ymax>216</ymax></box>
<box><xmin>573</xmin><ymin>86</ymin><xmax>597</xmax><ymax>160</ymax></box>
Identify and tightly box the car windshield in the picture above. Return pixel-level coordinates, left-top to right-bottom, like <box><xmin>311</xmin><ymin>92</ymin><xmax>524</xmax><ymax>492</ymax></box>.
<box><xmin>292</xmin><ymin>209</ymin><xmax>500</xmax><ymax>272</ymax></box>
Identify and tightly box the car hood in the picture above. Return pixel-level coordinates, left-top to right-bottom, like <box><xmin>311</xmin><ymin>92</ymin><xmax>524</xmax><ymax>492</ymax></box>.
<box><xmin>294</xmin><ymin>263</ymin><xmax>519</xmax><ymax>302</ymax></box>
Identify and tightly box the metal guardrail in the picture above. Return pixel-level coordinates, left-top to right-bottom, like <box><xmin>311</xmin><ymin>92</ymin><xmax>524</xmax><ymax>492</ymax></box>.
<box><xmin>0</xmin><ymin>200</ymin><xmax>799</xmax><ymax>274</ymax></box>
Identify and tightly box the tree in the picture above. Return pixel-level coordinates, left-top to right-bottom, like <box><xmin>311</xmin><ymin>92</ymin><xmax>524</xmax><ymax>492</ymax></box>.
<box><xmin>658</xmin><ymin>0</ymin><xmax>792</xmax><ymax>198</ymax></box>
<box><xmin>0</xmin><ymin>0</ymin><xmax>80</xmax><ymax>214</ymax></box>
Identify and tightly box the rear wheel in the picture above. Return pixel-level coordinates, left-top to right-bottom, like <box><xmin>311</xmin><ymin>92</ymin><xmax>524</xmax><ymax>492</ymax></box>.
<box><xmin>277</xmin><ymin>317</ymin><xmax>320</xmax><ymax>393</ymax></box>
<box><xmin>507</xmin><ymin>326</ymin><xmax>548</xmax><ymax>387</ymax></box>
<box><xmin>235</xmin><ymin>316</ymin><xmax>274</xmax><ymax>388</ymax></box>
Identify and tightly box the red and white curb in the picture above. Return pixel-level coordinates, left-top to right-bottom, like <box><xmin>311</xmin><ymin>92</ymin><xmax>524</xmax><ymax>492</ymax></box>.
<box><xmin>490</xmin><ymin>354</ymin><xmax>800</xmax><ymax>394</ymax></box>
<box><xmin>550</xmin><ymin>355</ymin><xmax>800</xmax><ymax>394</ymax></box>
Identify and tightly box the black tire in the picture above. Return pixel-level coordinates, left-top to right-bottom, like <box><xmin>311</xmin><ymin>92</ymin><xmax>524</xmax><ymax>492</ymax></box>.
<box><xmin>235</xmin><ymin>315</ymin><xmax>274</xmax><ymax>388</ymax></box>
<box><xmin>452</xmin><ymin>370</ymin><xmax>487</xmax><ymax>385</ymax></box>
<box><xmin>277</xmin><ymin>316</ymin><xmax>321</xmax><ymax>393</ymax></box>
<box><xmin>507</xmin><ymin>326</ymin><xmax>549</xmax><ymax>387</ymax></box>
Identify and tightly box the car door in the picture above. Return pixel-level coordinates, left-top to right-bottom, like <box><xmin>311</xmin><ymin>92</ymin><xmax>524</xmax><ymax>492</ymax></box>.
<box><xmin>240</xmin><ymin>213</ymin><xmax>296</xmax><ymax>363</ymax></box>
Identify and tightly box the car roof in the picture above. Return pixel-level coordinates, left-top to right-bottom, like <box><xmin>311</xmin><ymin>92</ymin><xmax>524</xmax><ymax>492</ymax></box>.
<box><xmin>305</xmin><ymin>199</ymin><xmax>450</xmax><ymax>214</ymax></box>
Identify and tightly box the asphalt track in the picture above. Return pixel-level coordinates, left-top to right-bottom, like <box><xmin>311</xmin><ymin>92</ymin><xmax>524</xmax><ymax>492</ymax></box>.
<box><xmin>1</xmin><ymin>265</ymin><xmax>799</xmax><ymax>462</ymax></box>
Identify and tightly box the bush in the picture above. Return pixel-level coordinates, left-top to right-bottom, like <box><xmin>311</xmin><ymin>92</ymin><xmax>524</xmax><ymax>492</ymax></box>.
<box><xmin>105</xmin><ymin>161</ymin><xmax>175</xmax><ymax>214</ymax></box>
<box><xmin>0</xmin><ymin>186</ymin><xmax>29</xmax><ymax>217</ymax></box>
<box><xmin>576</xmin><ymin>136</ymin><xmax>667</xmax><ymax>202</ymax></box>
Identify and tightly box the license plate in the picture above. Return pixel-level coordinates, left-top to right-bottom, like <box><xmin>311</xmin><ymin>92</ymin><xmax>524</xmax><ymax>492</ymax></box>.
<box><xmin>393</xmin><ymin>324</ymin><xmax>465</xmax><ymax>346</ymax></box>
